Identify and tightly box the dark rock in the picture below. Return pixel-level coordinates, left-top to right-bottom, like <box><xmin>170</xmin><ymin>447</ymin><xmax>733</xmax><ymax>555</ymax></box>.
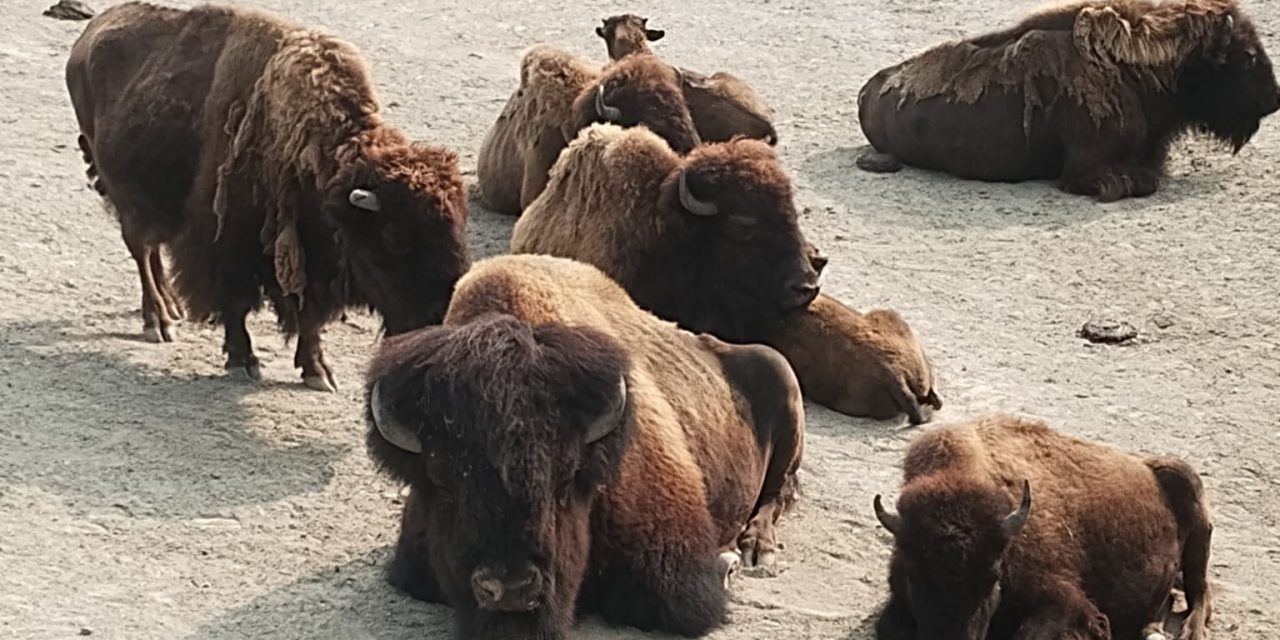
<box><xmin>1079</xmin><ymin>319</ymin><xmax>1138</xmax><ymax>344</ymax></box>
<box><xmin>43</xmin><ymin>0</ymin><xmax>95</xmax><ymax>20</ymax></box>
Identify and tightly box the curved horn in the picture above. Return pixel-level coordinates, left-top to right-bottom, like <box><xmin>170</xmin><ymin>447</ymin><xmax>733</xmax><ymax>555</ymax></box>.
<box><xmin>370</xmin><ymin>380</ymin><xmax>423</xmax><ymax>453</ymax></box>
<box><xmin>873</xmin><ymin>494</ymin><xmax>901</xmax><ymax>535</ymax></box>
<box><xmin>595</xmin><ymin>84</ymin><xmax>623</xmax><ymax>122</ymax></box>
<box><xmin>1003</xmin><ymin>480</ymin><xmax>1032</xmax><ymax>536</ymax></box>
<box><xmin>678</xmin><ymin>171</ymin><xmax>718</xmax><ymax>217</ymax></box>
<box><xmin>584</xmin><ymin>376</ymin><xmax>627</xmax><ymax>444</ymax></box>
<box><xmin>349</xmin><ymin>188</ymin><xmax>381</xmax><ymax>212</ymax></box>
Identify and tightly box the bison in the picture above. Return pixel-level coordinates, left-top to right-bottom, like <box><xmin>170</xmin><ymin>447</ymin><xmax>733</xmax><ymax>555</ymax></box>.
<box><xmin>476</xmin><ymin>46</ymin><xmax>700</xmax><ymax>216</ymax></box>
<box><xmin>767</xmin><ymin>294</ymin><xmax>941</xmax><ymax>424</ymax></box>
<box><xmin>67</xmin><ymin>2</ymin><xmax>468</xmax><ymax>390</ymax></box>
<box><xmin>596</xmin><ymin>14</ymin><xmax>779</xmax><ymax>145</ymax></box>
<box><xmin>872</xmin><ymin>414</ymin><xmax>1213</xmax><ymax>640</ymax></box>
<box><xmin>857</xmin><ymin>0</ymin><xmax>1280</xmax><ymax>201</ymax></box>
<box><xmin>510</xmin><ymin>123</ymin><xmax>821</xmax><ymax>344</ymax></box>
<box><xmin>364</xmin><ymin>254</ymin><xmax>805</xmax><ymax>639</ymax></box>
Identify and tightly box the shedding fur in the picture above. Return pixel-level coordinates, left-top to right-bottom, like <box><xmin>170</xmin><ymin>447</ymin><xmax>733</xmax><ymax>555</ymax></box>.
<box><xmin>882</xmin><ymin>0</ymin><xmax>1240</xmax><ymax>124</ymax></box>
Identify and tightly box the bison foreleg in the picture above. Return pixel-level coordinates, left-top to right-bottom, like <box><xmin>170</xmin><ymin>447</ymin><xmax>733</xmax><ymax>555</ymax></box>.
<box><xmin>222</xmin><ymin>306</ymin><xmax>260</xmax><ymax>382</ymax></box>
<box><xmin>1010</xmin><ymin>586</ymin><xmax>1112</xmax><ymax>640</ymax></box>
<box><xmin>1061</xmin><ymin>157</ymin><xmax>1160</xmax><ymax>203</ymax></box>
<box><xmin>295</xmin><ymin>320</ymin><xmax>337</xmax><ymax>393</ymax></box>
<box><xmin>595</xmin><ymin>553</ymin><xmax>728</xmax><ymax>637</ymax></box>
<box><xmin>149</xmin><ymin>250</ymin><xmax>184</xmax><ymax>322</ymax></box>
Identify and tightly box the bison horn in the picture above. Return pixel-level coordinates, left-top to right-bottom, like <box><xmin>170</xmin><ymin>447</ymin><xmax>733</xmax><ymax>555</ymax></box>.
<box><xmin>370</xmin><ymin>380</ymin><xmax>423</xmax><ymax>454</ymax></box>
<box><xmin>595</xmin><ymin>84</ymin><xmax>623</xmax><ymax>122</ymax></box>
<box><xmin>873</xmin><ymin>494</ymin><xmax>901</xmax><ymax>536</ymax></box>
<box><xmin>349</xmin><ymin>188</ymin><xmax>381</xmax><ymax>212</ymax></box>
<box><xmin>678</xmin><ymin>171</ymin><xmax>718</xmax><ymax>217</ymax></box>
<box><xmin>584</xmin><ymin>376</ymin><xmax>628</xmax><ymax>444</ymax></box>
<box><xmin>1002</xmin><ymin>480</ymin><xmax>1032</xmax><ymax>536</ymax></box>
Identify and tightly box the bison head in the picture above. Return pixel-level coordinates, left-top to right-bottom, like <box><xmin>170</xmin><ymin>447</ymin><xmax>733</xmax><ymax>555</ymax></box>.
<box><xmin>658</xmin><ymin>138</ymin><xmax>821</xmax><ymax>341</ymax></box>
<box><xmin>572</xmin><ymin>54</ymin><xmax>701</xmax><ymax>155</ymax></box>
<box><xmin>326</xmin><ymin>132</ymin><xmax>469</xmax><ymax>335</ymax></box>
<box><xmin>596</xmin><ymin>14</ymin><xmax>664</xmax><ymax>60</ymax></box>
<box><xmin>365</xmin><ymin>314</ymin><xmax>633</xmax><ymax>638</ymax></box>
<box><xmin>873</xmin><ymin>479</ymin><xmax>1031</xmax><ymax>640</ymax></box>
<box><xmin>1178</xmin><ymin>12</ymin><xmax>1280</xmax><ymax>152</ymax></box>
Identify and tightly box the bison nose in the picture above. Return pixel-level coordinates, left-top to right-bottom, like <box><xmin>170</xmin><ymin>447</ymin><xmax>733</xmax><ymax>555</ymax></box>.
<box><xmin>810</xmin><ymin>252</ymin><xmax>830</xmax><ymax>274</ymax></box>
<box><xmin>471</xmin><ymin>563</ymin><xmax>545</xmax><ymax>612</ymax></box>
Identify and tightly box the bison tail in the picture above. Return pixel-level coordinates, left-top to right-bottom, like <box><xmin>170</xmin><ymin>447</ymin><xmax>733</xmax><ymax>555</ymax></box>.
<box><xmin>1147</xmin><ymin>456</ymin><xmax>1214</xmax><ymax>637</ymax></box>
<box><xmin>77</xmin><ymin>134</ymin><xmax>106</xmax><ymax>196</ymax></box>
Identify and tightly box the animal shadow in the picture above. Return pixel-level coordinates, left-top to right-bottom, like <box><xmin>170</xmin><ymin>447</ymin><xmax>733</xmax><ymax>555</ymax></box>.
<box><xmin>0</xmin><ymin>315</ymin><xmax>341</xmax><ymax>519</ymax></box>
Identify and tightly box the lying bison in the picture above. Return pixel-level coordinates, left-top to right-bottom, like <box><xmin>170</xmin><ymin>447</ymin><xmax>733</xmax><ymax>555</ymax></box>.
<box><xmin>67</xmin><ymin>2</ymin><xmax>468</xmax><ymax>390</ymax></box>
<box><xmin>858</xmin><ymin>0</ymin><xmax>1280</xmax><ymax>201</ymax></box>
<box><xmin>511</xmin><ymin>123</ymin><xmax>820</xmax><ymax>344</ymax></box>
<box><xmin>873</xmin><ymin>414</ymin><xmax>1213</xmax><ymax>640</ymax></box>
<box><xmin>476</xmin><ymin>47</ymin><xmax>699</xmax><ymax>215</ymax></box>
<box><xmin>365</xmin><ymin>254</ymin><xmax>805</xmax><ymax>639</ymax></box>
<box><xmin>597</xmin><ymin>14</ymin><xmax>778</xmax><ymax>145</ymax></box>
<box><xmin>767</xmin><ymin>294</ymin><xmax>941</xmax><ymax>424</ymax></box>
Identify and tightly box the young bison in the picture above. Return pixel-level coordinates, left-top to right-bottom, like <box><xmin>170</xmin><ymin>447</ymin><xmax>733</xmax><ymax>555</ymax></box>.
<box><xmin>365</xmin><ymin>254</ymin><xmax>805</xmax><ymax>639</ymax></box>
<box><xmin>66</xmin><ymin>2</ymin><xmax>468</xmax><ymax>390</ymax></box>
<box><xmin>873</xmin><ymin>414</ymin><xmax>1213</xmax><ymax>640</ymax></box>
<box><xmin>767</xmin><ymin>294</ymin><xmax>941</xmax><ymax>424</ymax></box>
<box><xmin>596</xmin><ymin>13</ymin><xmax>779</xmax><ymax>145</ymax></box>
<box><xmin>858</xmin><ymin>0</ymin><xmax>1280</xmax><ymax>201</ymax></box>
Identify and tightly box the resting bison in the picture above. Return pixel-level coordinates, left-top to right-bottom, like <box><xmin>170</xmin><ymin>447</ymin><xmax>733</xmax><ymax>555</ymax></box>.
<box><xmin>873</xmin><ymin>414</ymin><xmax>1213</xmax><ymax>640</ymax></box>
<box><xmin>767</xmin><ymin>294</ymin><xmax>941</xmax><ymax>424</ymax></box>
<box><xmin>67</xmin><ymin>2</ymin><xmax>468</xmax><ymax>390</ymax></box>
<box><xmin>858</xmin><ymin>0</ymin><xmax>1280</xmax><ymax>201</ymax></box>
<box><xmin>476</xmin><ymin>47</ymin><xmax>699</xmax><ymax>216</ymax></box>
<box><xmin>597</xmin><ymin>14</ymin><xmax>779</xmax><ymax>145</ymax></box>
<box><xmin>365</xmin><ymin>254</ymin><xmax>805</xmax><ymax>639</ymax></box>
<box><xmin>511</xmin><ymin>123</ymin><xmax>821</xmax><ymax>344</ymax></box>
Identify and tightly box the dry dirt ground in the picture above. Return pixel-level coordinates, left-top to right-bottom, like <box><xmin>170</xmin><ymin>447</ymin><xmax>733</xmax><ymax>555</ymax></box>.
<box><xmin>2</xmin><ymin>0</ymin><xmax>1279</xmax><ymax>638</ymax></box>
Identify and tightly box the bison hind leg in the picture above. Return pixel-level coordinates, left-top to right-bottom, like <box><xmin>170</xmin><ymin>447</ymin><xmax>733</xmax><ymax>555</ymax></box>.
<box><xmin>856</xmin><ymin>149</ymin><xmax>904</xmax><ymax>173</ymax></box>
<box><xmin>1146</xmin><ymin>457</ymin><xmax>1213</xmax><ymax>640</ymax></box>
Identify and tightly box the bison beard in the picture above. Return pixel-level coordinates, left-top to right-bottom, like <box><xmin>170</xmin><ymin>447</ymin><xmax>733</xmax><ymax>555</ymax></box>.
<box><xmin>364</xmin><ymin>255</ymin><xmax>806</xmax><ymax>640</ymax></box>
<box><xmin>857</xmin><ymin>0</ymin><xmax>1280</xmax><ymax>201</ymax></box>
<box><xmin>66</xmin><ymin>3</ymin><xmax>469</xmax><ymax>390</ymax></box>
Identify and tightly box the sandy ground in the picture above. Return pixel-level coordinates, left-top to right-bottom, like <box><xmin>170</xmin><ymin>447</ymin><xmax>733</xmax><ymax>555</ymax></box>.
<box><xmin>2</xmin><ymin>0</ymin><xmax>1279</xmax><ymax>638</ymax></box>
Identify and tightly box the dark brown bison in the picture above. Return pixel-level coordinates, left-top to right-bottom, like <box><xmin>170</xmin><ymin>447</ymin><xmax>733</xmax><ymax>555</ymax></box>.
<box><xmin>767</xmin><ymin>294</ymin><xmax>941</xmax><ymax>424</ymax></box>
<box><xmin>873</xmin><ymin>414</ymin><xmax>1213</xmax><ymax>640</ymax></box>
<box><xmin>858</xmin><ymin>0</ymin><xmax>1280</xmax><ymax>201</ymax></box>
<box><xmin>67</xmin><ymin>2</ymin><xmax>468</xmax><ymax>390</ymax></box>
<box><xmin>510</xmin><ymin>123</ymin><xmax>821</xmax><ymax>344</ymax></box>
<box><xmin>596</xmin><ymin>14</ymin><xmax>779</xmax><ymax>145</ymax></box>
<box><xmin>476</xmin><ymin>47</ymin><xmax>700</xmax><ymax>216</ymax></box>
<box><xmin>365</xmin><ymin>254</ymin><xmax>805</xmax><ymax>639</ymax></box>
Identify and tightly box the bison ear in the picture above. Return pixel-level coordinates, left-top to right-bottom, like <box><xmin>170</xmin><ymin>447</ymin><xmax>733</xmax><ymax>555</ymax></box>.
<box><xmin>584</xmin><ymin>376</ymin><xmax>628</xmax><ymax>444</ymax></box>
<box><xmin>646</xmin><ymin>29</ymin><xmax>665</xmax><ymax>42</ymax></box>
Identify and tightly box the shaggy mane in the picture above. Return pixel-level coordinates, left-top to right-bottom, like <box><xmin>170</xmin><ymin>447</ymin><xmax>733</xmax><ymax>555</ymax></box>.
<box><xmin>883</xmin><ymin>0</ymin><xmax>1239</xmax><ymax>125</ymax></box>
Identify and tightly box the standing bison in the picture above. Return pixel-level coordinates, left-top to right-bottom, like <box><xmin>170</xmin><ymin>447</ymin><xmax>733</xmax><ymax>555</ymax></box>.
<box><xmin>365</xmin><ymin>254</ymin><xmax>805</xmax><ymax>639</ymax></box>
<box><xmin>476</xmin><ymin>47</ymin><xmax>700</xmax><ymax>215</ymax></box>
<box><xmin>596</xmin><ymin>14</ymin><xmax>779</xmax><ymax>145</ymax></box>
<box><xmin>858</xmin><ymin>0</ymin><xmax>1280</xmax><ymax>201</ymax></box>
<box><xmin>511</xmin><ymin>123</ymin><xmax>820</xmax><ymax>344</ymax></box>
<box><xmin>67</xmin><ymin>2</ymin><xmax>468</xmax><ymax>390</ymax></box>
<box><xmin>873</xmin><ymin>414</ymin><xmax>1213</xmax><ymax>640</ymax></box>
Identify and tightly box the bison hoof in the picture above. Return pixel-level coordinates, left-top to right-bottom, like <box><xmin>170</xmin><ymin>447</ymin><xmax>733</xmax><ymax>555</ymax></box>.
<box><xmin>143</xmin><ymin>324</ymin><xmax>176</xmax><ymax>343</ymax></box>
<box><xmin>227</xmin><ymin>364</ymin><xmax>262</xmax><ymax>383</ymax></box>
<box><xmin>1146</xmin><ymin>633</ymin><xmax>1168</xmax><ymax>640</ymax></box>
<box><xmin>856</xmin><ymin>150</ymin><xmax>903</xmax><ymax>173</ymax></box>
<box><xmin>303</xmin><ymin>374</ymin><xmax>338</xmax><ymax>393</ymax></box>
<box><xmin>718</xmin><ymin>551</ymin><xmax>742</xmax><ymax>590</ymax></box>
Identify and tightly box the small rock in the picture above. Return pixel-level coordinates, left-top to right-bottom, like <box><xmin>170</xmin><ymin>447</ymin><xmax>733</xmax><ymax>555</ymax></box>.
<box><xmin>855</xmin><ymin>150</ymin><xmax>903</xmax><ymax>173</ymax></box>
<box><xmin>1079</xmin><ymin>319</ymin><xmax>1138</xmax><ymax>344</ymax></box>
<box><xmin>78</xmin><ymin>628</ymin><xmax>92</xmax><ymax>636</ymax></box>
<box><xmin>1152</xmin><ymin>314</ymin><xmax>1175</xmax><ymax>329</ymax></box>
<box><xmin>43</xmin><ymin>0</ymin><xmax>95</xmax><ymax>20</ymax></box>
